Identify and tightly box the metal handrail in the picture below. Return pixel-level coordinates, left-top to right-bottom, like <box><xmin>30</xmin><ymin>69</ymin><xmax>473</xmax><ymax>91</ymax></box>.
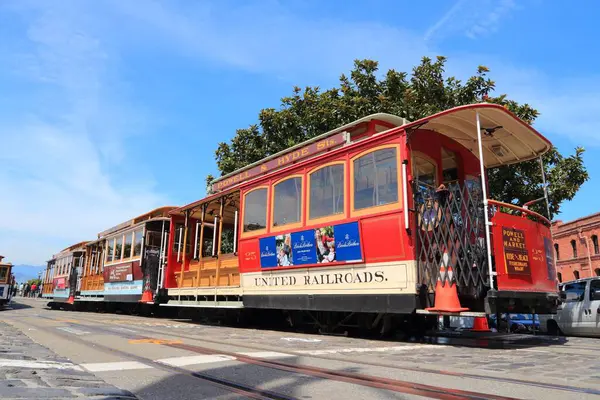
<box><xmin>488</xmin><ymin>199</ymin><xmax>551</xmax><ymax>227</ymax></box>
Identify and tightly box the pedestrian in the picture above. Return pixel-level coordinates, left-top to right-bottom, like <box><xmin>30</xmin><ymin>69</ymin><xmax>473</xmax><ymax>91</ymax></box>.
<box><xmin>24</xmin><ymin>284</ymin><xmax>30</xmax><ymax>298</ymax></box>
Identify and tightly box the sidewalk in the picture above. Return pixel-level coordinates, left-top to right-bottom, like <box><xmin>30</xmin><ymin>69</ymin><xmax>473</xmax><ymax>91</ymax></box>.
<box><xmin>0</xmin><ymin>321</ymin><xmax>137</xmax><ymax>399</ymax></box>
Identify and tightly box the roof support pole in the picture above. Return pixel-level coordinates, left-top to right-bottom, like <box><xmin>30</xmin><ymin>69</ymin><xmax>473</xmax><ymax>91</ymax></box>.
<box><xmin>539</xmin><ymin>156</ymin><xmax>551</xmax><ymax>221</ymax></box>
<box><xmin>215</xmin><ymin>197</ymin><xmax>225</xmax><ymax>287</ymax></box>
<box><xmin>476</xmin><ymin>111</ymin><xmax>496</xmax><ymax>290</ymax></box>
<box><xmin>196</xmin><ymin>205</ymin><xmax>206</xmax><ymax>288</ymax></box>
<box><xmin>178</xmin><ymin>211</ymin><xmax>189</xmax><ymax>288</ymax></box>
<box><xmin>157</xmin><ymin>220</ymin><xmax>166</xmax><ymax>289</ymax></box>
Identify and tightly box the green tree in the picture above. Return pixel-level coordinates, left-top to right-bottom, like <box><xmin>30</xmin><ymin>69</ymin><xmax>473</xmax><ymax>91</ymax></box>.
<box><xmin>213</xmin><ymin>57</ymin><xmax>588</xmax><ymax>219</ymax></box>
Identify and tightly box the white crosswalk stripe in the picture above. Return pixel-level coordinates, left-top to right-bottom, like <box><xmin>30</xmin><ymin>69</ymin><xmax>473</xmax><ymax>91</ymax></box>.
<box><xmin>81</xmin><ymin>361</ymin><xmax>153</xmax><ymax>372</ymax></box>
<box><xmin>156</xmin><ymin>354</ymin><xmax>236</xmax><ymax>367</ymax></box>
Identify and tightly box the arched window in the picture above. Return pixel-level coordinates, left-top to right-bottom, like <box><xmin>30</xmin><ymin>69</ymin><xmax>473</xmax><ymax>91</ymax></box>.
<box><xmin>441</xmin><ymin>148</ymin><xmax>459</xmax><ymax>186</ymax></box>
<box><xmin>557</xmin><ymin>272</ymin><xmax>563</xmax><ymax>283</ymax></box>
<box><xmin>243</xmin><ymin>188</ymin><xmax>268</xmax><ymax>233</ymax></box>
<box><xmin>595</xmin><ymin>268</ymin><xmax>600</xmax><ymax>277</ymax></box>
<box><xmin>413</xmin><ymin>153</ymin><xmax>437</xmax><ymax>191</ymax></box>
<box><xmin>308</xmin><ymin>163</ymin><xmax>345</xmax><ymax>221</ymax></box>
<box><xmin>353</xmin><ymin>147</ymin><xmax>399</xmax><ymax>211</ymax></box>
<box><xmin>592</xmin><ymin>235</ymin><xmax>599</xmax><ymax>255</ymax></box>
<box><xmin>571</xmin><ymin>239</ymin><xmax>577</xmax><ymax>259</ymax></box>
<box><xmin>272</xmin><ymin>176</ymin><xmax>303</xmax><ymax>228</ymax></box>
<box><xmin>573</xmin><ymin>270</ymin><xmax>580</xmax><ymax>280</ymax></box>
<box><xmin>554</xmin><ymin>243</ymin><xmax>560</xmax><ymax>260</ymax></box>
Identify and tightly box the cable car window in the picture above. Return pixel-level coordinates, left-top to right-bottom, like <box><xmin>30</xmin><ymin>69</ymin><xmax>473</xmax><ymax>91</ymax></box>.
<box><xmin>172</xmin><ymin>223</ymin><xmax>191</xmax><ymax>254</ymax></box>
<box><xmin>0</xmin><ymin>267</ymin><xmax>7</xmax><ymax>282</ymax></box>
<box><xmin>354</xmin><ymin>148</ymin><xmax>398</xmax><ymax>210</ymax></box>
<box><xmin>273</xmin><ymin>177</ymin><xmax>302</xmax><ymax>227</ymax></box>
<box><xmin>243</xmin><ymin>188</ymin><xmax>268</xmax><ymax>232</ymax></box>
<box><xmin>413</xmin><ymin>154</ymin><xmax>437</xmax><ymax>191</ymax></box>
<box><xmin>114</xmin><ymin>237</ymin><xmax>122</xmax><ymax>261</ymax></box>
<box><xmin>133</xmin><ymin>229</ymin><xmax>143</xmax><ymax>257</ymax></box>
<box><xmin>309</xmin><ymin>164</ymin><xmax>344</xmax><ymax>220</ymax></box>
<box><xmin>124</xmin><ymin>232</ymin><xmax>133</xmax><ymax>259</ymax></box>
<box><xmin>442</xmin><ymin>148</ymin><xmax>459</xmax><ymax>185</ymax></box>
<box><xmin>106</xmin><ymin>240</ymin><xmax>114</xmax><ymax>263</ymax></box>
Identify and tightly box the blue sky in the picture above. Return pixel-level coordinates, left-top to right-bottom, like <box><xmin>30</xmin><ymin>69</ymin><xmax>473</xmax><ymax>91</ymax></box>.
<box><xmin>1</xmin><ymin>0</ymin><xmax>598</xmax><ymax>265</ymax></box>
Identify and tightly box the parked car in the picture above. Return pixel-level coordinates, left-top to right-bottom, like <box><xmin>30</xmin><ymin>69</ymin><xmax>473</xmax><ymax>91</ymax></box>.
<box><xmin>489</xmin><ymin>313</ymin><xmax>540</xmax><ymax>333</ymax></box>
<box><xmin>538</xmin><ymin>277</ymin><xmax>600</xmax><ymax>337</ymax></box>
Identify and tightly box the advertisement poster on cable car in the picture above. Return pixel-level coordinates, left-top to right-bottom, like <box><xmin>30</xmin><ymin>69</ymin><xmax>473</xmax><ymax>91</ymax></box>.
<box><xmin>259</xmin><ymin>222</ymin><xmax>362</xmax><ymax>269</ymax></box>
<box><xmin>543</xmin><ymin>236</ymin><xmax>556</xmax><ymax>281</ymax></box>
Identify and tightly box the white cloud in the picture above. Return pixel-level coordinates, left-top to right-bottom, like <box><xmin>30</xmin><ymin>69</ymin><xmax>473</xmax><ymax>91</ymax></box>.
<box><xmin>424</xmin><ymin>0</ymin><xmax>518</xmax><ymax>42</ymax></box>
<box><xmin>424</xmin><ymin>0</ymin><xmax>467</xmax><ymax>42</ymax></box>
<box><xmin>0</xmin><ymin>2</ymin><xmax>168</xmax><ymax>265</ymax></box>
<box><xmin>105</xmin><ymin>0</ymin><xmax>429</xmax><ymax>82</ymax></box>
<box><xmin>466</xmin><ymin>0</ymin><xmax>517</xmax><ymax>39</ymax></box>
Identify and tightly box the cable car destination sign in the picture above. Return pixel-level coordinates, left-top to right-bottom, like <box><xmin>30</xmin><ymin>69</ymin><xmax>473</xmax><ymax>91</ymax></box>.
<box><xmin>212</xmin><ymin>132</ymin><xmax>345</xmax><ymax>192</ymax></box>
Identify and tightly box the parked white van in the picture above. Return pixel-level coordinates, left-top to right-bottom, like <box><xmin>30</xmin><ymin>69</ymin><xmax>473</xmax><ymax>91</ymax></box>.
<box><xmin>538</xmin><ymin>277</ymin><xmax>600</xmax><ymax>337</ymax></box>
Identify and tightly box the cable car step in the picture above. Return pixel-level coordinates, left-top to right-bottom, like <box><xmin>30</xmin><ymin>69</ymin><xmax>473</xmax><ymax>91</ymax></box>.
<box><xmin>416</xmin><ymin>310</ymin><xmax>487</xmax><ymax>317</ymax></box>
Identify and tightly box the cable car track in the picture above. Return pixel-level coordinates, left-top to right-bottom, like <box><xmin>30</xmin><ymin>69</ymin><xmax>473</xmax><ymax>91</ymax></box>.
<box><xmin>30</xmin><ymin>313</ymin><xmax>521</xmax><ymax>400</ymax></box>
<box><xmin>34</xmin><ymin>310</ymin><xmax>600</xmax><ymax>397</ymax></box>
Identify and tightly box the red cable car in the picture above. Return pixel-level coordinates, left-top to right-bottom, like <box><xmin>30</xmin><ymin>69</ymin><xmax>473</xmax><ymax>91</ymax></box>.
<box><xmin>159</xmin><ymin>104</ymin><xmax>559</xmax><ymax>333</ymax></box>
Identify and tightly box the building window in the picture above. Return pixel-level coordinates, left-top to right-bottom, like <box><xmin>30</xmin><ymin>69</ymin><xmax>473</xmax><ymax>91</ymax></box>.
<box><xmin>554</xmin><ymin>243</ymin><xmax>559</xmax><ymax>260</ymax></box>
<box><xmin>595</xmin><ymin>268</ymin><xmax>600</xmax><ymax>277</ymax></box>
<box><xmin>573</xmin><ymin>270</ymin><xmax>580</xmax><ymax>280</ymax></box>
<box><xmin>571</xmin><ymin>239</ymin><xmax>577</xmax><ymax>259</ymax></box>
<box><xmin>243</xmin><ymin>188</ymin><xmax>268</xmax><ymax>232</ymax></box>
<box><xmin>592</xmin><ymin>235</ymin><xmax>599</xmax><ymax>255</ymax></box>
<box><xmin>309</xmin><ymin>164</ymin><xmax>345</xmax><ymax>220</ymax></box>
<box><xmin>124</xmin><ymin>232</ymin><xmax>133</xmax><ymax>259</ymax></box>
<box><xmin>133</xmin><ymin>229</ymin><xmax>143</xmax><ymax>257</ymax></box>
<box><xmin>557</xmin><ymin>272</ymin><xmax>562</xmax><ymax>283</ymax></box>
<box><xmin>354</xmin><ymin>147</ymin><xmax>398</xmax><ymax>210</ymax></box>
<box><xmin>273</xmin><ymin>177</ymin><xmax>302</xmax><ymax>227</ymax></box>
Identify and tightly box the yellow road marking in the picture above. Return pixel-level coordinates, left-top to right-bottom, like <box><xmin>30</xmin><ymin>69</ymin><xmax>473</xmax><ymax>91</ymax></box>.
<box><xmin>129</xmin><ymin>338</ymin><xmax>183</xmax><ymax>345</ymax></box>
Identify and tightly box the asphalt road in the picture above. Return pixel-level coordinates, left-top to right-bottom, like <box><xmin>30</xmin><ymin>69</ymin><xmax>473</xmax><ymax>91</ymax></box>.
<box><xmin>1</xmin><ymin>298</ymin><xmax>600</xmax><ymax>399</ymax></box>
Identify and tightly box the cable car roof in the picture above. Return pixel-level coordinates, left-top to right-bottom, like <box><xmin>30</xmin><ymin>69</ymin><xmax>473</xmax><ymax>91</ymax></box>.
<box><xmin>406</xmin><ymin>103</ymin><xmax>552</xmax><ymax>168</ymax></box>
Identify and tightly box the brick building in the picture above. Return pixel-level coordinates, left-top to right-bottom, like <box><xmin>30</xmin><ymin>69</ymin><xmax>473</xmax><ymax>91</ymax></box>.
<box><xmin>552</xmin><ymin>212</ymin><xmax>600</xmax><ymax>282</ymax></box>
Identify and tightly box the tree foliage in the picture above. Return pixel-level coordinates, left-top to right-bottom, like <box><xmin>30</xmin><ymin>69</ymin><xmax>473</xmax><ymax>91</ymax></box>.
<box><xmin>212</xmin><ymin>57</ymin><xmax>588</xmax><ymax>219</ymax></box>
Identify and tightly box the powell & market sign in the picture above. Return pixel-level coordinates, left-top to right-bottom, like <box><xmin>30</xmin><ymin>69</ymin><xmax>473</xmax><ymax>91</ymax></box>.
<box><xmin>502</xmin><ymin>227</ymin><xmax>531</xmax><ymax>276</ymax></box>
<box><xmin>212</xmin><ymin>133</ymin><xmax>345</xmax><ymax>192</ymax></box>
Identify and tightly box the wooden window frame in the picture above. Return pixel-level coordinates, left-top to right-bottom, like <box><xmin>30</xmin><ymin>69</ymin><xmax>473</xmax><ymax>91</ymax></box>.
<box><xmin>104</xmin><ymin>229</ymin><xmax>142</xmax><ymax>267</ymax></box>
<box><xmin>241</xmin><ymin>186</ymin><xmax>270</xmax><ymax>239</ymax></box>
<box><xmin>270</xmin><ymin>174</ymin><xmax>305</xmax><ymax>233</ymax></box>
<box><xmin>307</xmin><ymin>161</ymin><xmax>347</xmax><ymax>225</ymax></box>
<box><xmin>350</xmin><ymin>144</ymin><xmax>403</xmax><ymax>218</ymax></box>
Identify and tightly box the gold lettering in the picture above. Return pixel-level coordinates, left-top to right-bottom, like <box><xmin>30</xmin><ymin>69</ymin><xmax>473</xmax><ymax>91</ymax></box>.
<box><xmin>301</xmin><ymin>148</ymin><xmax>309</xmax><ymax>156</ymax></box>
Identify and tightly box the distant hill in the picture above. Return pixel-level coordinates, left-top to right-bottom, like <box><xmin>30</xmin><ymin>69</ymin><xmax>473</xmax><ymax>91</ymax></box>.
<box><xmin>11</xmin><ymin>265</ymin><xmax>45</xmax><ymax>284</ymax></box>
